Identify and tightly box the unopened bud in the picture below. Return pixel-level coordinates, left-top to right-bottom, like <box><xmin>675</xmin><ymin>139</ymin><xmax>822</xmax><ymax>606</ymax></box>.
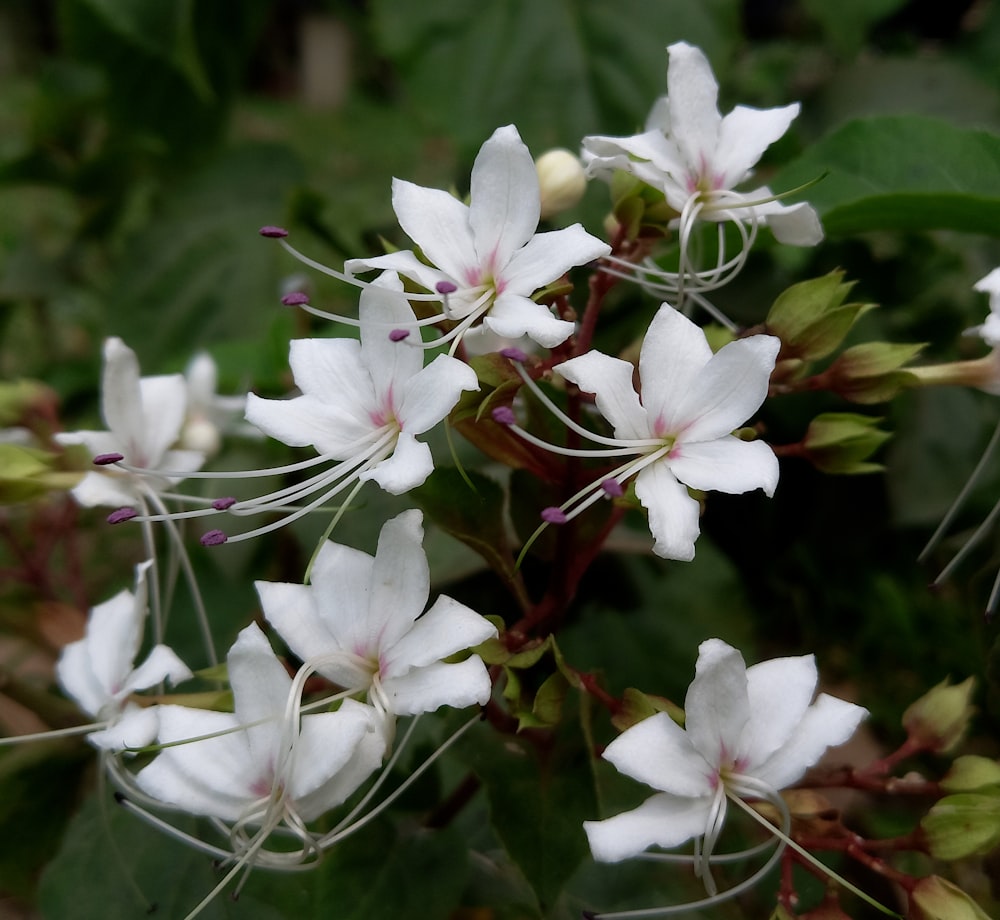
<box><xmin>826</xmin><ymin>341</ymin><xmax>924</xmax><ymax>404</ymax></box>
<box><xmin>902</xmin><ymin>676</ymin><xmax>975</xmax><ymax>753</ymax></box>
<box><xmin>941</xmin><ymin>755</ymin><xmax>1000</xmax><ymax>792</ymax></box>
<box><xmin>535</xmin><ymin>149</ymin><xmax>587</xmax><ymax>219</ymax></box>
<box><xmin>911</xmin><ymin>875</ymin><xmax>993</xmax><ymax>919</ymax></box>
<box><xmin>800</xmin><ymin>412</ymin><xmax>891</xmax><ymax>475</ymax></box>
<box><xmin>179</xmin><ymin>417</ymin><xmax>221</xmax><ymax>456</ymax></box>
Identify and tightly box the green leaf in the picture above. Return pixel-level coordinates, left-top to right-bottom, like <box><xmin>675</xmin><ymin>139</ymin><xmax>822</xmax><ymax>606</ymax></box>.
<box><xmin>462</xmin><ymin>720</ymin><xmax>597</xmax><ymax>912</ymax></box>
<box><xmin>107</xmin><ymin>143</ymin><xmax>304</xmax><ymax>367</ymax></box>
<box><xmin>776</xmin><ymin>116</ymin><xmax>1000</xmax><ymax>237</ymax></box>
<box><xmin>800</xmin><ymin>0</ymin><xmax>908</xmax><ymax>55</ymax></box>
<box><xmin>369</xmin><ymin>0</ymin><xmax>740</xmax><ymax>151</ymax></box>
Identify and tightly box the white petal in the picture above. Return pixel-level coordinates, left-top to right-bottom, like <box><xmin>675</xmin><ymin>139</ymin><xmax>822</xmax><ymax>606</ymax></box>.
<box><xmin>137</xmin><ymin>374</ymin><xmax>188</xmax><ymax>467</ymax></box>
<box><xmin>366</xmin><ymin>510</ymin><xmax>429</xmax><ymax>652</ymax></box>
<box><xmin>287</xmin><ymin>338</ymin><xmax>373</xmax><ymax>414</ymax></box>
<box><xmin>584</xmin><ymin>792</ymin><xmax>713</xmax><ymax>863</ymax></box>
<box><xmin>667</xmin><ymin>436</ymin><xmax>779</xmax><ymax>498</ymax></box>
<box><xmin>685</xmin><ymin>639</ymin><xmax>750</xmax><ymax>769</ymax></box>
<box><xmin>228</xmin><ymin>624</ymin><xmax>289</xmax><ymax>768</ymax></box>
<box><xmin>583</xmin><ymin>130</ymin><xmax>688</xmax><ymax>182</ymax></box>
<box><xmin>484</xmin><ymin>292</ymin><xmax>575</xmax><ymax>348</ymax></box>
<box><xmin>88</xmin><ymin>704</ymin><xmax>160</xmax><ymax>751</ymax></box>
<box><xmin>245</xmin><ymin>392</ymin><xmax>376</xmax><ymax>455</ymax></box>
<box><xmin>760</xmin><ymin>199</ymin><xmax>824</xmax><ymax>247</ymax></box>
<box><xmin>674</xmin><ymin>334</ymin><xmax>779</xmax><ymax>442</ymax></box>
<box><xmin>389</xmin><ymin>179</ymin><xmax>478</xmax><ymax>281</ymax></box>
<box><xmin>361</xmin><ymin>430</ymin><xmax>430</xmax><ymax>494</ymax></box>
<box><xmin>666</xmin><ymin>42</ymin><xmax>722</xmax><ymax>176</ymax></box>
<box><xmin>469</xmin><ymin>125</ymin><xmax>540</xmax><ymax>270</ymax></box>
<box><xmin>500</xmin><ymin>225</ymin><xmax>610</xmax><ymax>296</ymax></box>
<box><xmin>380</xmin><ymin>658</ymin><xmax>492</xmax><ymax>715</ymax></box>
<box><xmin>57</xmin><ymin>640</ymin><xmax>109</xmax><ymax>717</ymax></box>
<box><xmin>633</xmin><ymin>462</ymin><xmax>700</xmax><ymax>561</ymax></box>
<box><xmin>100</xmin><ymin>338</ymin><xmax>144</xmax><ymax>452</ymax></box>
<box><xmin>601</xmin><ymin>711</ymin><xmax>713</xmax><ymax>798</ymax></box>
<box><xmin>714</xmin><ymin>104</ymin><xmax>800</xmax><ymax>188</ymax></box>
<box><xmin>310</xmin><ymin>540</ymin><xmax>376</xmax><ymax>664</ymax></box>
<box><xmin>741</xmin><ymin>654</ymin><xmax>818</xmax><ymax>768</ymax></box>
<box><xmin>360</xmin><ymin>273</ymin><xmax>424</xmax><ymax>405</ymax></box>
<box><xmin>555</xmin><ymin>351</ymin><xmax>649</xmax><ymax>440</ymax></box>
<box><xmin>382</xmin><ymin>594</ymin><xmax>496</xmax><ymax>676</ymax></box>
<box><xmin>396</xmin><ymin>353</ymin><xmax>479</xmax><ymax>435</ymax></box>
<box><xmin>638</xmin><ymin>306</ymin><xmax>713</xmax><ymax>435</ymax></box>
<box><xmin>345</xmin><ymin>250</ymin><xmax>453</xmax><ymax>294</ymax></box>
<box><xmin>82</xmin><ymin>586</ymin><xmax>144</xmax><ymax>701</ymax></box>
<box><xmin>68</xmin><ymin>470</ymin><xmax>139</xmax><ymax>509</ymax></box>
<box><xmin>754</xmin><ymin>694</ymin><xmax>868</xmax><ymax>790</ymax></box>
<box><xmin>123</xmin><ymin>644</ymin><xmax>192</xmax><ymax>695</ymax></box>
<box><xmin>290</xmin><ymin>699</ymin><xmax>383</xmax><ymax>820</ymax></box>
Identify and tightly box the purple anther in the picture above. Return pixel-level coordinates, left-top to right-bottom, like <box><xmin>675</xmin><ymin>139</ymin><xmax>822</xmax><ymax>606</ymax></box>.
<box><xmin>601</xmin><ymin>478</ymin><xmax>624</xmax><ymax>498</ymax></box>
<box><xmin>541</xmin><ymin>507</ymin><xmax>568</xmax><ymax>524</ymax></box>
<box><xmin>491</xmin><ymin>406</ymin><xmax>516</xmax><ymax>426</ymax></box>
<box><xmin>211</xmin><ymin>497</ymin><xmax>237</xmax><ymax>511</ymax></box>
<box><xmin>500</xmin><ymin>347</ymin><xmax>528</xmax><ymax>363</ymax></box>
<box><xmin>93</xmin><ymin>452</ymin><xmax>124</xmax><ymax>466</ymax></box>
<box><xmin>200</xmin><ymin>529</ymin><xmax>228</xmax><ymax>546</ymax></box>
<box><xmin>389</xmin><ymin>329</ymin><xmax>410</xmax><ymax>342</ymax></box>
<box><xmin>281</xmin><ymin>291</ymin><xmax>310</xmax><ymax>306</ymax></box>
<box><xmin>259</xmin><ymin>225</ymin><xmax>289</xmax><ymax>238</ymax></box>
<box><xmin>107</xmin><ymin>507</ymin><xmax>138</xmax><ymax>524</ymax></box>
<box><xmin>435</xmin><ymin>280</ymin><xmax>458</xmax><ymax>294</ymax></box>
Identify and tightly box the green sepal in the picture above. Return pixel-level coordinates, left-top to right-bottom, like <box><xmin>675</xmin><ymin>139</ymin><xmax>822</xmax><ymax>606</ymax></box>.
<box><xmin>922</xmin><ymin>791</ymin><xmax>1000</xmax><ymax>859</ymax></box>
<box><xmin>802</xmin><ymin>412</ymin><xmax>892</xmax><ymax>474</ymax></box>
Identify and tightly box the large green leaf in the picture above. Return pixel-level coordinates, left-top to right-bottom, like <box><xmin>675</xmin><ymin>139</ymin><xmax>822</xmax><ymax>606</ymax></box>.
<box><xmin>775</xmin><ymin>116</ymin><xmax>1000</xmax><ymax>237</ymax></box>
<box><xmin>370</xmin><ymin>0</ymin><xmax>740</xmax><ymax>151</ymax></box>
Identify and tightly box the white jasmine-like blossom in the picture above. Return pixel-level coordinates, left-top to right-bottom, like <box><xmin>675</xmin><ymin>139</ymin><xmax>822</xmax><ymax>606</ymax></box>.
<box><xmin>498</xmin><ymin>305</ymin><xmax>779</xmax><ymax>561</ymax></box>
<box><xmin>136</xmin><ymin>622</ymin><xmax>386</xmax><ymax>827</ymax></box>
<box><xmin>256</xmin><ymin>509</ymin><xmax>497</xmax><ymax>717</ymax></box>
<box><xmin>56</xmin><ymin>560</ymin><xmax>192</xmax><ymax>750</ymax></box>
<box><xmin>966</xmin><ymin>267</ymin><xmax>1000</xmax><ymax>350</ymax></box>
<box><xmin>341</xmin><ymin>125</ymin><xmax>611</xmax><ymax>349</ymax></box>
<box><xmin>584</xmin><ymin>639</ymin><xmax>867</xmax><ymax>888</ymax></box>
<box><xmin>582</xmin><ymin>42</ymin><xmax>821</xmax><ymax>315</ymax></box>
<box><xmin>54</xmin><ymin>337</ymin><xmax>204</xmax><ymax>510</ymax></box>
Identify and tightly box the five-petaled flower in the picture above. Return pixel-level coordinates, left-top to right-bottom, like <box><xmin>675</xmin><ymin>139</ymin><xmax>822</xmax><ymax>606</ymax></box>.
<box><xmin>256</xmin><ymin>509</ymin><xmax>497</xmax><ymax>717</ymax></box>
<box><xmin>554</xmin><ymin>305</ymin><xmax>780</xmax><ymax>560</ymax></box>
<box><xmin>136</xmin><ymin>622</ymin><xmax>386</xmax><ymax>825</ymax></box>
<box><xmin>55</xmin><ymin>337</ymin><xmax>205</xmax><ymax>509</ymax></box>
<box><xmin>584</xmin><ymin>639</ymin><xmax>867</xmax><ymax>878</ymax></box>
<box><xmin>56</xmin><ymin>560</ymin><xmax>192</xmax><ymax>750</ymax></box>
<box><xmin>345</xmin><ymin>125</ymin><xmax>610</xmax><ymax>348</ymax></box>
<box><xmin>583</xmin><ymin>42</ymin><xmax>822</xmax><ymax>248</ymax></box>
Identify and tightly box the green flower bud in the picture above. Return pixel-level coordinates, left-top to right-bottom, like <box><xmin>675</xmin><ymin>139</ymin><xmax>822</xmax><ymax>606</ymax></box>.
<box><xmin>801</xmin><ymin>412</ymin><xmax>891</xmax><ymax>474</ymax></box>
<box><xmin>911</xmin><ymin>875</ymin><xmax>993</xmax><ymax>919</ymax></box>
<box><xmin>535</xmin><ymin>149</ymin><xmax>587</xmax><ymax>219</ymax></box>
<box><xmin>922</xmin><ymin>791</ymin><xmax>1000</xmax><ymax>859</ymax></box>
<box><xmin>826</xmin><ymin>341</ymin><xmax>924</xmax><ymax>404</ymax></box>
<box><xmin>902</xmin><ymin>677</ymin><xmax>975</xmax><ymax>752</ymax></box>
<box><xmin>941</xmin><ymin>755</ymin><xmax>1000</xmax><ymax>793</ymax></box>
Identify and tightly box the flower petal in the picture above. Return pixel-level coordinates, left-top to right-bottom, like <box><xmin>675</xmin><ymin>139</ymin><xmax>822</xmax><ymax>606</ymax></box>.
<box><xmin>380</xmin><ymin>657</ymin><xmax>492</xmax><ymax>715</ymax></box>
<box><xmin>344</xmin><ymin>250</ymin><xmax>453</xmax><ymax>294</ymax></box>
<box><xmin>556</xmin><ymin>351</ymin><xmax>649</xmax><ymax>440</ymax></box>
<box><xmin>667</xmin><ymin>436</ymin><xmax>779</xmax><ymax>497</ymax></box>
<box><xmin>666</xmin><ymin>42</ymin><xmax>722</xmax><ymax>177</ymax></box>
<box><xmin>228</xmin><ymin>624</ymin><xmax>289</xmax><ymax>767</ymax></box>
<box><xmin>685</xmin><ymin>639</ymin><xmax>750</xmax><ymax>769</ymax></box>
<box><xmin>714</xmin><ymin>103</ymin><xmax>799</xmax><ymax>188</ymax></box>
<box><xmin>501</xmin><ymin>224</ymin><xmax>610</xmax><ymax>296</ymax></box>
<box><xmin>633</xmin><ymin>461</ymin><xmax>700</xmax><ymax>561</ymax></box>
<box><xmin>287</xmin><ymin>338</ymin><xmax>373</xmax><ymax>414</ymax></box>
<box><xmin>361</xmin><ymin>429</ymin><xmax>431</xmax><ymax>494</ymax></box>
<box><xmin>740</xmin><ymin>654</ymin><xmax>818</xmax><ymax>768</ymax></box>
<box><xmin>137</xmin><ymin>374</ymin><xmax>188</xmax><ymax>468</ymax></box>
<box><xmin>674</xmin><ymin>334</ymin><xmax>779</xmax><ymax>441</ymax></box>
<box><xmin>245</xmin><ymin>392</ymin><xmax>376</xmax><ymax>455</ymax></box>
<box><xmin>100</xmin><ymin>338</ymin><xmax>144</xmax><ymax>452</ymax></box>
<box><xmin>359</xmin><ymin>273</ymin><xmax>424</xmax><ymax>405</ymax></box>
<box><xmin>123</xmin><ymin>644</ymin><xmax>192</xmax><ymax>695</ymax></box>
<box><xmin>397</xmin><ymin>353</ymin><xmax>479</xmax><ymax>435</ymax></box>
<box><xmin>484</xmin><ymin>292</ymin><xmax>576</xmax><ymax>348</ymax></box>
<box><xmin>602</xmin><ymin>711</ymin><xmax>712</xmax><ymax>797</ymax></box>
<box><xmin>66</xmin><ymin>470</ymin><xmax>139</xmax><ymax>509</ymax></box>
<box><xmin>382</xmin><ymin>594</ymin><xmax>496</xmax><ymax>676</ymax></box>
<box><xmin>469</xmin><ymin>125</ymin><xmax>540</xmax><ymax>270</ymax></box>
<box><xmin>754</xmin><ymin>693</ymin><xmax>868</xmax><ymax>790</ymax></box>
<box><xmin>89</xmin><ymin>703</ymin><xmax>160</xmax><ymax>751</ymax></box>
<box><xmin>388</xmin><ymin>179</ymin><xmax>478</xmax><ymax>281</ymax></box>
<box><xmin>584</xmin><ymin>792</ymin><xmax>713</xmax><ymax>863</ymax></box>
<box><xmin>638</xmin><ymin>306</ymin><xmax>713</xmax><ymax>434</ymax></box>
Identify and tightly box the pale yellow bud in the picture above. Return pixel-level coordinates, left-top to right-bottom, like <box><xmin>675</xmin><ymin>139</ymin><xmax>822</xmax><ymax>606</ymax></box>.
<box><xmin>535</xmin><ymin>149</ymin><xmax>587</xmax><ymax>219</ymax></box>
<box><xmin>911</xmin><ymin>876</ymin><xmax>992</xmax><ymax>920</ymax></box>
<box><xmin>902</xmin><ymin>677</ymin><xmax>975</xmax><ymax>753</ymax></box>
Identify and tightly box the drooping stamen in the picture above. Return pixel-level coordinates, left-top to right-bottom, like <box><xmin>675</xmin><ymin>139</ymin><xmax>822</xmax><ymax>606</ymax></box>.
<box><xmin>94</xmin><ymin>452</ymin><xmax>125</xmax><ymax>465</ymax></box>
<box><xmin>259</xmin><ymin>226</ymin><xmax>289</xmax><ymax>238</ymax></box>
<box><xmin>212</xmin><ymin>497</ymin><xmax>237</xmax><ymax>510</ymax></box>
<box><xmin>108</xmin><ymin>507</ymin><xmax>138</xmax><ymax>524</ymax></box>
<box><xmin>281</xmin><ymin>291</ymin><xmax>310</xmax><ymax>306</ymax></box>
<box><xmin>601</xmin><ymin>478</ymin><xmax>624</xmax><ymax>497</ymax></box>
<box><xmin>500</xmin><ymin>347</ymin><xmax>529</xmax><ymax>362</ymax></box>
<box><xmin>389</xmin><ymin>329</ymin><xmax>410</xmax><ymax>342</ymax></box>
<box><xmin>491</xmin><ymin>406</ymin><xmax>516</xmax><ymax>426</ymax></box>
<box><xmin>541</xmin><ymin>507</ymin><xmax>568</xmax><ymax>524</ymax></box>
<box><xmin>201</xmin><ymin>529</ymin><xmax>227</xmax><ymax>546</ymax></box>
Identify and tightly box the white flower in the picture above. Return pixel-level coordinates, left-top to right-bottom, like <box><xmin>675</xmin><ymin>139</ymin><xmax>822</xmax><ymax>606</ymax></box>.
<box><xmin>345</xmin><ymin>125</ymin><xmax>610</xmax><ymax>348</ymax></box>
<box><xmin>967</xmin><ymin>267</ymin><xmax>1000</xmax><ymax>349</ymax></box>
<box><xmin>54</xmin><ymin>337</ymin><xmax>204</xmax><ymax>509</ymax></box>
<box><xmin>178</xmin><ymin>352</ymin><xmax>251</xmax><ymax>455</ymax></box>
<box><xmin>136</xmin><ymin>622</ymin><xmax>386</xmax><ymax>825</ymax></box>
<box><xmin>584</xmin><ymin>639</ymin><xmax>867</xmax><ymax>868</ymax></box>
<box><xmin>551</xmin><ymin>305</ymin><xmax>780</xmax><ymax>561</ymax></box>
<box><xmin>255</xmin><ymin>509</ymin><xmax>497</xmax><ymax>717</ymax></box>
<box><xmin>56</xmin><ymin>560</ymin><xmax>192</xmax><ymax>750</ymax></box>
<box><xmin>245</xmin><ymin>271</ymin><xmax>479</xmax><ymax>499</ymax></box>
<box><xmin>583</xmin><ymin>42</ymin><xmax>822</xmax><ymax>248</ymax></box>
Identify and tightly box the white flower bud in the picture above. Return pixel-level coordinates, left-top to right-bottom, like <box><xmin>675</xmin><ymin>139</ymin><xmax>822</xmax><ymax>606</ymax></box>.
<box><xmin>535</xmin><ymin>149</ymin><xmax>587</xmax><ymax>219</ymax></box>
